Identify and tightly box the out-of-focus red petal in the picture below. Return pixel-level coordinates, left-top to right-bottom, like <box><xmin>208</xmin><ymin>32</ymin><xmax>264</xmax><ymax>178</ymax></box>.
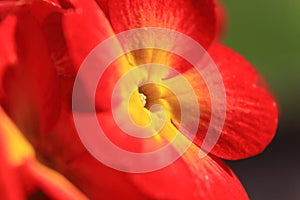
<box><xmin>131</xmin><ymin>145</ymin><xmax>249</xmax><ymax>200</ymax></box>
<box><xmin>215</xmin><ymin>1</ymin><xmax>226</xmax><ymax>40</ymax></box>
<box><xmin>0</xmin><ymin>1</ymin><xmax>19</xmax><ymax>20</ymax></box>
<box><xmin>39</xmin><ymin>9</ymin><xmax>76</xmax><ymax>110</ymax></box>
<box><xmin>57</xmin><ymin>0</ymin><xmax>74</xmax><ymax>9</ymax></box>
<box><xmin>62</xmin><ymin>152</ymin><xmax>149</xmax><ymax>199</ymax></box>
<box><xmin>29</xmin><ymin>0</ymin><xmax>63</xmax><ymax>21</ymax></box>
<box><xmin>19</xmin><ymin>1</ymin><xmax>79</xmax><ymax>112</ymax></box>
<box><xmin>0</xmin><ymin>105</ymin><xmax>35</xmax><ymax>199</ymax></box>
<box><xmin>0</xmin><ymin>130</ymin><xmax>25</xmax><ymax>200</ymax></box>
<box><xmin>95</xmin><ymin>0</ymin><xmax>108</xmax><ymax>16</ymax></box>
<box><xmin>61</xmin><ymin>0</ymin><xmax>124</xmax><ymax>111</ymax></box>
<box><xmin>0</xmin><ymin>105</ymin><xmax>87</xmax><ymax>199</ymax></box>
<box><xmin>19</xmin><ymin>159</ymin><xmax>88</xmax><ymax>200</ymax></box>
<box><xmin>3</xmin><ymin>12</ymin><xmax>61</xmax><ymax>136</ymax></box>
<box><xmin>47</xmin><ymin>0</ymin><xmax>74</xmax><ymax>9</ymax></box>
<box><xmin>0</xmin><ymin>15</ymin><xmax>16</xmax><ymax>66</ymax></box>
<box><xmin>35</xmin><ymin>109</ymin><xmax>148</xmax><ymax>199</ymax></box>
<box><xmin>0</xmin><ymin>15</ymin><xmax>16</xmax><ymax>102</ymax></box>
<box><xmin>107</xmin><ymin>0</ymin><xmax>216</xmax><ymax>50</ymax></box>
<box><xmin>190</xmin><ymin>43</ymin><xmax>278</xmax><ymax>160</ymax></box>
<box><xmin>62</xmin><ymin>0</ymin><xmax>115</xmax><ymax>71</ymax></box>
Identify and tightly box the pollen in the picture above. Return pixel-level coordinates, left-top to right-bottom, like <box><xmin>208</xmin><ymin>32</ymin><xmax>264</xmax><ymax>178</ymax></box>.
<box><xmin>139</xmin><ymin>93</ymin><xmax>147</xmax><ymax>107</ymax></box>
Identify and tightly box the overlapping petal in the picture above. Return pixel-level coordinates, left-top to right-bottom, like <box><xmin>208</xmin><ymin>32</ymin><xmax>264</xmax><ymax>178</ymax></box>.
<box><xmin>20</xmin><ymin>160</ymin><xmax>88</xmax><ymax>200</ymax></box>
<box><xmin>61</xmin><ymin>151</ymin><xmax>149</xmax><ymax>199</ymax></box>
<box><xmin>60</xmin><ymin>0</ymin><xmax>131</xmax><ymax>111</ymax></box>
<box><xmin>2</xmin><ymin>11</ymin><xmax>61</xmax><ymax>137</ymax></box>
<box><xmin>187</xmin><ymin>43</ymin><xmax>278</xmax><ymax>160</ymax></box>
<box><xmin>0</xmin><ymin>0</ymin><xmax>20</xmax><ymax>20</ymax></box>
<box><xmin>0</xmin><ymin>106</ymin><xmax>88</xmax><ymax>199</ymax></box>
<box><xmin>0</xmin><ymin>0</ymin><xmax>278</xmax><ymax>199</ymax></box>
<box><xmin>48</xmin><ymin>110</ymin><xmax>249</xmax><ymax>199</ymax></box>
<box><xmin>41</xmin><ymin>110</ymin><xmax>148</xmax><ymax>199</ymax></box>
<box><xmin>131</xmin><ymin>145</ymin><xmax>249</xmax><ymax>200</ymax></box>
<box><xmin>107</xmin><ymin>0</ymin><xmax>216</xmax><ymax>49</ymax></box>
<box><xmin>62</xmin><ymin>0</ymin><xmax>114</xmax><ymax>71</ymax></box>
<box><xmin>105</xmin><ymin>0</ymin><xmax>217</xmax><ymax>73</ymax></box>
<box><xmin>0</xmin><ymin>127</ymin><xmax>24</xmax><ymax>200</ymax></box>
<box><xmin>0</xmin><ymin>15</ymin><xmax>16</xmax><ymax>102</ymax></box>
<box><xmin>215</xmin><ymin>2</ymin><xmax>226</xmax><ymax>39</ymax></box>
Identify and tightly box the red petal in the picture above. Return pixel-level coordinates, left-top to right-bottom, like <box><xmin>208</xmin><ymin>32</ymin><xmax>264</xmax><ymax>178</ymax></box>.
<box><xmin>61</xmin><ymin>0</ymin><xmax>123</xmax><ymax>111</ymax></box>
<box><xmin>50</xmin><ymin>110</ymin><xmax>247</xmax><ymax>199</ymax></box>
<box><xmin>0</xmin><ymin>15</ymin><xmax>16</xmax><ymax>66</ymax></box>
<box><xmin>23</xmin><ymin>0</ymin><xmax>80</xmax><ymax>112</ymax></box>
<box><xmin>0</xmin><ymin>15</ymin><xmax>16</xmax><ymax>102</ymax></box>
<box><xmin>28</xmin><ymin>0</ymin><xmax>63</xmax><ymax>22</ymax></box>
<box><xmin>131</xmin><ymin>145</ymin><xmax>249</xmax><ymax>200</ymax></box>
<box><xmin>191</xmin><ymin>43</ymin><xmax>278</xmax><ymax>160</ymax></box>
<box><xmin>38</xmin><ymin>7</ymin><xmax>76</xmax><ymax>107</ymax></box>
<box><xmin>107</xmin><ymin>0</ymin><xmax>217</xmax><ymax>49</ymax></box>
<box><xmin>19</xmin><ymin>159</ymin><xmax>88</xmax><ymax>200</ymax></box>
<box><xmin>0</xmin><ymin>129</ymin><xmax>25</xmax><ymax>200</ymax></box>
<box><xmin>106</xmin><ymin>0</ymin><xmax>217</xmax><ymax>74</ymax></box>
<box><xmin>95</xmin><ymin>0</ymin><xmax>109</xmax><ymax>17</ymax></box>
<box><xmin>0</xmin><ymin>105</ymin><xmax>87</xmax><ymax>199</ymax></box>
<box><xmin>3</xmin><ymin>12</ymin><xmax>61</xmax><ymax>136</ymax></box>
<box><xmin>55</xmin><ymin>0</ymin><xmax>74</xmax><ymax>9</ymax></box>
<box><xmin>62</xmin><ymin>0</ymin><xmax>115</xmax><ymax>71</ymax></box>
<box><xmin>0</xmin><ymin>103</ymin><xmax>84</xmax><ymax>199</ymax></box>
<box><xmin>37</xmin><ymin>109</ymin><xmax>148</xmax><ymax>199</ymax></box>
<box><xmin>62</xmin><ymin>152</ymin><xmax>149</xmax><ymax>199</ymax></box>
<box><xmin>0</xmin><ymin>1</ymin><xmax>19</xmax><ymax>20</ymax></box>
<box><xmin>215</xmin><ymin>1</ymin><xmax>227</xmax><ymax>40</ymax></box>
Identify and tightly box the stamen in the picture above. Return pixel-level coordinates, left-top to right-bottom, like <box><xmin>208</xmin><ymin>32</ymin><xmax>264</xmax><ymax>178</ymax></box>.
<box><xmin>139</xmin><ymin>93</ymin><xmax>147</xmax><ymax>107</ymax></box>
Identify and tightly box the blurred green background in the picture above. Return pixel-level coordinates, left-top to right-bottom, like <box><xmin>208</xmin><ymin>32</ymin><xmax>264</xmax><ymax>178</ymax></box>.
<box><xmin>221</xmin><ymin>1</ymin><xmax>300</xmax><ymax>199</ymax></box>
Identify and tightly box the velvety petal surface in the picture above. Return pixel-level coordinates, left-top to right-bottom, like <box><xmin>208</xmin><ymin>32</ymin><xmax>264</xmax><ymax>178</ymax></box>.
<box><xmin>46</xmin><ymin>108</ymin><xmax>248</xmax><ymax>199</ymax></box>
<box><xmin>0</xmin><ymin>0</ymin><xmax>276</xmax><ymax>199</ymax></box>
<box><xmin>107</xmin><ymin>0</ymin><xmax>216</xmax><ymax>49</ymax></box>
<box><xmin>106</xmin><ymin>0</ymin><xmax>217</xmax><ymax>73</ymax></box>
<box><xmin>131</xmin><ymin>144</ymin><xmax>249</xmax><ymax>200</ymax></box>
<box><xmin>188</xmin><ymin>43</ymin><xmax>278</xmax><ymax>160</ymax></box>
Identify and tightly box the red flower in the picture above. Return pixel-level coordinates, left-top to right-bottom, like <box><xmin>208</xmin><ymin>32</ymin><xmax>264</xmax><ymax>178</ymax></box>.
<box><xmin>0</xmin><ymin>0</ymin><xmax>278</xmax><ymax>199</ymax></box>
